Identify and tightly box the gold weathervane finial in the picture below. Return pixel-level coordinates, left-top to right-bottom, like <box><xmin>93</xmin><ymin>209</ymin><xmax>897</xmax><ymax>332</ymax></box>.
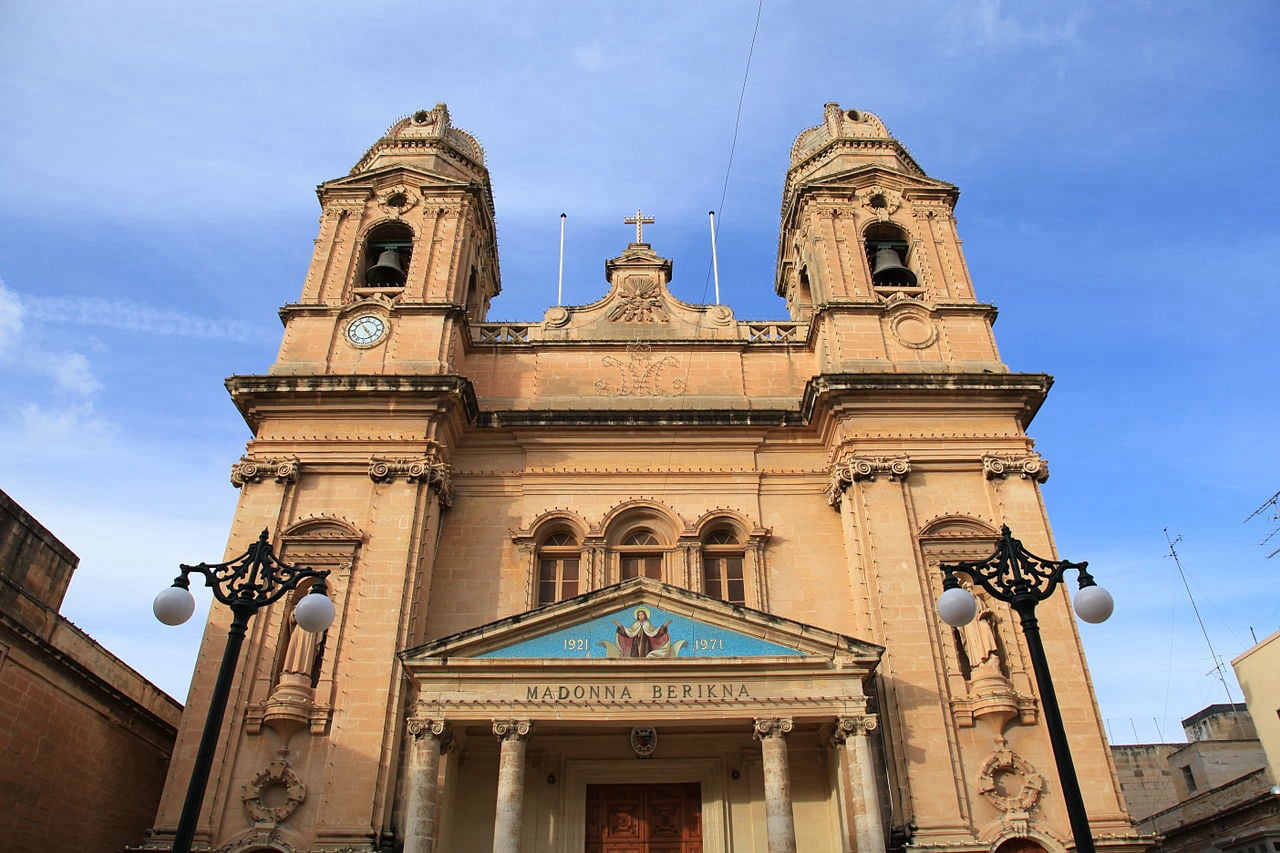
<box><xmin>624</xmin><ymin>209</ymin><xmax>655</xmax><ymax>243</ymax></box>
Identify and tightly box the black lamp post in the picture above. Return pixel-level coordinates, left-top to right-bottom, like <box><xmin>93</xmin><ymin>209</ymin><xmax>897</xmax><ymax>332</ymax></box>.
<box><xmin>153</xmin><ymin>529</ymin><xmax>335</xmax><ymax>853</ymax></box>
<box><xmin>936</xmin><ymin>525</ymin><xmax>1113</xmax><ymax>853</ymax></box>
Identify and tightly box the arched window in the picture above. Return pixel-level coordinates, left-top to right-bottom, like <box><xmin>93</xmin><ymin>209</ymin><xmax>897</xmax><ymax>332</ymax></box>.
<box><xmin>536</xmin><ymin>531</ymin><xmax>581</xmax><ymax>605</ymax></box>
<box><xmin>618</xmin><ymin>529</ymin><xmax>663</xmax><ymax>580</ymax></box>
<box><xmin>702</xmin><ymin>529</ymin><xmax>746</xmax><ymax>604</ymax></box>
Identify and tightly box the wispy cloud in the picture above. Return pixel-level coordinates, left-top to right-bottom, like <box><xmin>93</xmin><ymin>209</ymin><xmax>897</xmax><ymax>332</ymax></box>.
<box><xmin>21</xmin><ymin>294</ymin><xmax>265</xmax><ymax>343</ymax></box>
<box><xmin>0</xmin><ymin>280</ymin><xmax>104</xmax><ymax>397</ymax></box>
<box><xmin>943</xmin><ymin>0</ymin><xmax>1082</xmax><ymax>51</ymax></box>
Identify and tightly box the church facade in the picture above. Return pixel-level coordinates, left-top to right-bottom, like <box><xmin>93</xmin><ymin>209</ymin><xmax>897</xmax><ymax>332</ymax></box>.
<box><xmin>140</xmin><ymin>104</ymin><xmax>1147</xmax><ymax>853</ymax></box>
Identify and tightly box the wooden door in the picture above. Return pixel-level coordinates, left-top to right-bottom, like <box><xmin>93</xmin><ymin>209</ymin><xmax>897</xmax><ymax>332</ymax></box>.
<box><xmin>585</xmin><ymin>782</ymin><xmax>702</xmax><ymax>853</ymax></box>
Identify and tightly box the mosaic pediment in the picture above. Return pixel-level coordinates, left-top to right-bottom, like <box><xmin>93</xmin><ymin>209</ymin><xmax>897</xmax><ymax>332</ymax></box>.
<box><xmin>478</xmin><ymin>604</ymin><xmax>803</xmax><ymax>660</ymax></box>
<box><xmin>403</xmin><ymin>578</ymin><xmax>882</xmax><ymax>666</ymax></box>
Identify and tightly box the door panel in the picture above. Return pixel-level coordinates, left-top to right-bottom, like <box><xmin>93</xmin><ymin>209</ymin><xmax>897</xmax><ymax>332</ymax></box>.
<box><xmin>586</xmin><ymin>783</ymin><xmax>701</xmax><ymax>853</ymax></box>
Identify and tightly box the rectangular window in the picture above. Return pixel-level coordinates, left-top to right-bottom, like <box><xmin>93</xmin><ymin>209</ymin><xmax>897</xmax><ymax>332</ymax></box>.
<box><xmin>704</xmin><ymin>555</ymin><xmax>745</xmax><ymax>605</ymax></box>
<box><xmin>621</xmin><ymin>555</ymin><xmax>661</xmax><ymax>580</ymax></box>
<box><xmin>1180</xmin><ymin>765</ymin><xmax>1197</xmax><ymax>793</ymax></box>
<box><xmin>538</xmin><ymin>557</ymin><xmax>580</xmax><ymax>605</ymax></box>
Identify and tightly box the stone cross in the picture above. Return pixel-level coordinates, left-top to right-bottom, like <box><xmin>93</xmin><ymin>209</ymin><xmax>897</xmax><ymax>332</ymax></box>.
<box><xmin>624</xmin><ymin>209</ymin><xmax>655</xmax><ymax>243</ymax></box>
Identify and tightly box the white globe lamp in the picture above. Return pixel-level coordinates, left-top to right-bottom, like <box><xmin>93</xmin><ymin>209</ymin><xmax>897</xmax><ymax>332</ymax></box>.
<box><xmin>153</xmin><ymin>585</ymin><xmax>196</xmax><ymax>626</ymax></box>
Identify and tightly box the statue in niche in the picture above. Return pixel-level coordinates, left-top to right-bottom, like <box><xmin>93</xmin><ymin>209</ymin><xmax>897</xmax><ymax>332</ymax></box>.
<box><xmin>956</xmin><ymin>590</ymin><xmax>1005</xmax><ymax>680</ymax></box>
<box><xmin>269</xmin><ymin>603</ymin><xmax>325</xmax><ymax>704</ymax></box>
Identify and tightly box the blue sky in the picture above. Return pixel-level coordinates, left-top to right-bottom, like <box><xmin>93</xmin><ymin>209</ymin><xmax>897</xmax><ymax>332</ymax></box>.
<box><xmin>0</xmin><ymin>1</ymin><xmax>1276</xmax><ymax>744</ymax></box>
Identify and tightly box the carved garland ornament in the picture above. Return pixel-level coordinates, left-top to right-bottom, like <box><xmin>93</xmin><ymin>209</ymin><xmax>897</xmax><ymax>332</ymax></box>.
<box><xmin>240</xmin><ymin>758</ymin><xmax>307</xmax><ymax>824</ymax></box>
<box><xmin>231</xmin><ymin>456</ymin><xmax>299</xmax><ymax>488</ymax></box>
<box><xmin>977</xmin><ymin>749</ymin><xmax>1045</xmax><ymax>813</ymax></box>
<box><xmin>982</xmin><ymin>452</ymin><xmax>1050</xmax><ymax>483</ymax></box>
<box><xmin>825</xmin><ymin>456</ymin><xmax>912</xmax><ymax>506</ymax></box>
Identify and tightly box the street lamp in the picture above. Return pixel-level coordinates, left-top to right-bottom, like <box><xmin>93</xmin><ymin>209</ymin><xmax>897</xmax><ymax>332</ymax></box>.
<box><xmin>153</xmin><ymin>529</ymin><xmax>335</xmax><ymax>853</ymax></box>
<box><xmin>936</xmin><ymin>525</ymin><xmax>1113</xmax><ymax>853</ymax></box>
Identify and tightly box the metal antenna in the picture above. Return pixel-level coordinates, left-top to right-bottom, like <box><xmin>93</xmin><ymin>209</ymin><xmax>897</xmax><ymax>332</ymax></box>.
<box><xmin>1245</xmin><ymin>489</ymin><xmax>1280</xmax><ymax>558</ymax></box>
<box><xmin>1164</xmin><ymin>529</ymin><xmax>1237</xmax><ymax>705</ymax></box>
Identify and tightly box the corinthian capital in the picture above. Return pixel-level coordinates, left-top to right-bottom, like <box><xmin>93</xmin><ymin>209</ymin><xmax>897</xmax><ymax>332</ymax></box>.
<box><xmin>982</xmin><ymin>452</ymin><xmax>1049</xmax><ymax>483</ymax></box>
<box><xmin>231</xmin><ymin>455</ymin><xmax>299</xmax><ymax>488</ymax></box>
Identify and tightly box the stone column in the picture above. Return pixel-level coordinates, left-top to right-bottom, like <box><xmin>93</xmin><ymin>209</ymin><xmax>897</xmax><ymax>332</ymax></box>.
<box><xmin>403</xmin><ymin>718</ymin><xmax>449</xmax><ymax>853</ymax></box>
<box><xmin>753</xmin><ymin>717</ymin><xmax>797</xmax><ymax>853</ymax></box>
<box><xmin>832</xmin><ymin>715</ymin><xmax>885</xmax><ymax>853</ymax></box>
<box><xmin>492</xmin><ymin>719</ymin><xmax>532</xmax><ymax>853</ymax></box>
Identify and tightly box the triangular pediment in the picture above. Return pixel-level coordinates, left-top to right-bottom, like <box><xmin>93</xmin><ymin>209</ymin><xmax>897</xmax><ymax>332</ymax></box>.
<box><xmin>402</xmin><ymin>578</ymin><xmax>882</xmax><ymax>664</ymax></box>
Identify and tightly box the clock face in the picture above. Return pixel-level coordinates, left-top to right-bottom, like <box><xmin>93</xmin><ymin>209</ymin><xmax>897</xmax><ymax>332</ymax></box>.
<box><xmin>346</xmin><ymin>314</ymin><xmax>386</xmax><ymax>347</ymax></box>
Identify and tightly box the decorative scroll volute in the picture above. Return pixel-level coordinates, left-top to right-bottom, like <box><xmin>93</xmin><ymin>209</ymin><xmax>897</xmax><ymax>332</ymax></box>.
<box><xmin>753</xmin><ymin>717</ymin><xmax>794</xmax><ymax>740</ymax></box>
<box><xmin>407</xmin><ymin>717</ymin><xmax>447</xmax><ymax>739</ymax></box>
<box><xmin>368</xmin><ymin>454</ymin><xmax>454</xmax><ymax>505</ymax></box>
<box><xmin>982</xmin><ymin>452</ymin><xmax>1049</xmax><ymax>483</ymax></box>
<box><xmin>826</xmin><ymin>456</ymin><xmax>912</xmax><ymax>506</ymax></box>
<box><xmin>830</xmin><ymin>714</ymin><xmax>879</xmax><ymax>743</ymax></box>
<box><xmin>231</xmin><ymin>456</ymin><xmax>300</xmax><ymax>488</ymax></box>
<box><xmin>492</xmin><ymin>719</ymin><xmax>532</xmax><ymax>741</ymax></box>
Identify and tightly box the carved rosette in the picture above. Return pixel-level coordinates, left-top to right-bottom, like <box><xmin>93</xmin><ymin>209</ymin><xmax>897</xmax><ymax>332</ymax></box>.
<box><xmin>492</xmin><ymin>719</ymin><xmax>533</xmax><ymax>741</ymax></box>
<box><xmin>231</xmin><ymin>456</ymin><xmax>299</xmax><ymax>488</ymax></box>
<box><xmin>977</xmin><ymin>749</ymin><xmax>1045</xmax><ymax>813</ymax></box>
<box><xmin>982</xmin><ymin>452</ymin><xmax>1049</xmax><ymax>483</ymax></box>
<box><xmin>856</xmin><ymin>184</ymin><xmax>903</xmax><ymax>220</ymax></box>
<box><xmin>368</xmin><ymin>455</ymin><xmax>454</xmax><ymax>505</ymax></box>
<box><xmin>831</xmin><ymin>714</ymin><xmax>879</xmax><ymax>743</ymax></box>
<box><xmin>826</xmin><ymin>456</ymin><xmax>912</xmax><ymax>506</ymax></box>
<box><xmin>752</xmin><ymin>717</ymin><xmax>794</xmax><ymax>740</ymax></box>
<box><xmin>377</xmin><ymin>184</ymin><xmax>418</xmax><ymax>217</ymax></box>
<box><xmin>240</xmin><ymin>758</ymin><xmax>307</xmax><ymax>825</ymax></box>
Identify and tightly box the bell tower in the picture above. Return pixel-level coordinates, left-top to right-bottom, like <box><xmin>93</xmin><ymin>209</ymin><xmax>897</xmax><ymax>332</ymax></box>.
<box><xmin>776</xmin><ymin>103</ymin><xmax>1000</xmax><ymax>374</ymax></box>
<box><xmin>274</xmin><ymin>103</ymin><xmax>501</xmax><ymax>376</ymax></box>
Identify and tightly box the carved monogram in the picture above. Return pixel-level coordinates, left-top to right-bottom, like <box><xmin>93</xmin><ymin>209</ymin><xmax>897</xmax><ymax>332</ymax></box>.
<box><xmin>594</xmin><ymin>344</ymin><xmax>685</xmax><ymax>397</ymax></box>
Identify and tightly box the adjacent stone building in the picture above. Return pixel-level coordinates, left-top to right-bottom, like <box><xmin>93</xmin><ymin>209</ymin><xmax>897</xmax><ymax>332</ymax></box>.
<box><xmin>1112</xmin><ymin>704</ymin><xmax>1279</xmax><ymax>852</ymax></box>
<box><xmin>140</xmin><ymin>104</ymin><xmax>1148</xmax><ymax>852</ymax></box>
<box><xmin>0</xmin><ymin>488</ymin><xmax>182</xmax><ymax>852</ymax></box>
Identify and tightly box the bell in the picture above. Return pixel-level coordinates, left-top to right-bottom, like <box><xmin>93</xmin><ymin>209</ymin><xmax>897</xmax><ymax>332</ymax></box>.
<box><xmin>871</xmin><ymin>247</ymin><xmax>917</xmax><ymax>289</ymax></box>
<box><xmin>365</xmin><ymin>248</ymin><xmax>405</xmax><ymax>286</ymax></box>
